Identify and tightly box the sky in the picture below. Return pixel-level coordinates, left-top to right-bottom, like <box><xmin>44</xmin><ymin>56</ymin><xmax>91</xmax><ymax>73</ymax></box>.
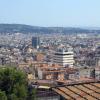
<box><xmin>0</xmin><ymin>0</ymin><xmax>100</xmax><ymax>27</ymax></box>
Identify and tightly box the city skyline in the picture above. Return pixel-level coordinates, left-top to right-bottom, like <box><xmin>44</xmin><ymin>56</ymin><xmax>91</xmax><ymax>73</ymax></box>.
<box><xmin>0</xmin><ymin>0</ymin><xmax>100</xmax><ymax>27</ymax></box>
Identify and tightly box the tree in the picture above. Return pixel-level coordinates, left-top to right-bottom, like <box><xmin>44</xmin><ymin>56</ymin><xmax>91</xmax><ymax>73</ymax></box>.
<box><xmin>13</xmin><ymin>84</ymin><xmax>27</xmax><ymax>100</ymax></box>
<box><xmin>9</xmin><ymin>94</ymin><xmax>18</xmax><ymax>100</ymax></box>
<box><xmin>0</xmin><ymin>90</ymin><xmax>7</xmax><ymax>100</ymax></box>
<box><xmin>0</xmin><ymin>67</ymin><xmax>29</xmax><ymax>100</ymax></box>
<box><xmin>28</xmin><ymin>87</ymin><xmax>37</xmax><ymax>100</ymax></box>
<box><xmin>30</xmin><ymin>89</ymin><xmax>37</xmax><ymax>100</ymax></box>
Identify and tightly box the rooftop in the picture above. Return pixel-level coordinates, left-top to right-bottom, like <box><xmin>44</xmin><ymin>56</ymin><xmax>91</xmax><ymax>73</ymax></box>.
<box><xmin>52</xmin><ymin>81</ymin><xmax>100</xmax><ymax>100</ymax></box>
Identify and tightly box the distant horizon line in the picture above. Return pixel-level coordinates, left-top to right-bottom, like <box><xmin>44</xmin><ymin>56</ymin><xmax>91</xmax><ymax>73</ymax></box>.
<box><xmin>0</xmin><ymin>23</ymin><xmax>100</xmax><ymax>29</ymax></box>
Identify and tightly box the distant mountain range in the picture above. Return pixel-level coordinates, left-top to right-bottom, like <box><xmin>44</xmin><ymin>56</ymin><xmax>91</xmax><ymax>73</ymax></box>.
<box><xmin>0</xmin><ymin>24</ymin><xmax>100</xmax><ymax>34</ymax></box>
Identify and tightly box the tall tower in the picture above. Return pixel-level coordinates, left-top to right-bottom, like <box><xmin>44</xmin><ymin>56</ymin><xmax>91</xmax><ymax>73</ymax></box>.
<box><xmin>53</xmin><ymin>45</ymin><xmax>74</xmax><ymax>67</ymax></box>
<box><xmin>32</xmin><ymin>37</ymin><xmax>40</xmax><ymax>49</ymax></box>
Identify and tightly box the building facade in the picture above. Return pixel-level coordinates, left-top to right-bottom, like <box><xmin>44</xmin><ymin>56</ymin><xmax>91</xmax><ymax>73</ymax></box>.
<box><xmin>53</xmin><ymin>46</ymin><xmax>74</xmax><ymax>67</ymax></box>
<box><xmin>32</xmin><ymin>37</ymin><xmax>40</xmax><ymax>49</ymax></box>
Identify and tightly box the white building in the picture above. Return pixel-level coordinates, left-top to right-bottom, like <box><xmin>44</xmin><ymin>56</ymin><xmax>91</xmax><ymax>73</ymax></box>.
<box><xmin>52</xmin><ymin>45</ymin><xmax>74</xmax><ymax>67</ymax></box>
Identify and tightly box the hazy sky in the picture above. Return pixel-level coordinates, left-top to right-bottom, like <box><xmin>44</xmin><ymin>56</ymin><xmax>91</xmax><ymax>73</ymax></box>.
<box><xmin>0</xmin><ymin>0</ymin><xmax>100</xmax><ymax>27</ymax></box>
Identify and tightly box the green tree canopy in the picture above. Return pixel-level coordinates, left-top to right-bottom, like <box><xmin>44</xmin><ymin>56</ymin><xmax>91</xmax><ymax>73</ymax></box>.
<box><xmin>0</xmin><ymin>90</ymin><xmax>7</xmax><ymax>100</ymax></box>
<box><xmin>0</xmin><ymin>67</ymin><xmax>28</xmax><ymax>100</ymax></box>
<box><xmin>0</xmin><ymin>67</ymin><xmax>36</xmax><ymax>100</ymax></box>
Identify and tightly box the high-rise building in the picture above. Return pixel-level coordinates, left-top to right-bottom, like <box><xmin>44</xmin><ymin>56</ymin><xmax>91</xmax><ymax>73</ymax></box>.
<box><xmin>52</xmin><ymin>45</ymin><xmax>74</xmax><ymax>67</ymax></box>
<box><xmin>32</xmin><ymin>37</ymin><xmax>40</xmax><ymax>49</ymax></box>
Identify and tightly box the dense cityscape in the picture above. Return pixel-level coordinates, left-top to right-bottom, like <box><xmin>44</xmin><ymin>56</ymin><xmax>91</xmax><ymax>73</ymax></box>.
<box><xmin>0</xmin><ymin>30</ymin><xmax>99</xmax><ymax>99</ymax></box>
<box><xmin>0</xmin><ymin>0</ymin><xmax>100</xmax><ymax>100</ymax></box>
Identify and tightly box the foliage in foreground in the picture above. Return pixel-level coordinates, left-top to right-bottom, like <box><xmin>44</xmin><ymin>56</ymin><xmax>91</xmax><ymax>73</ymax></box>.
<box><xmin>0</xmin><ymin>67</ymin><xmax>36</xmax><ymax>100</ymax></box>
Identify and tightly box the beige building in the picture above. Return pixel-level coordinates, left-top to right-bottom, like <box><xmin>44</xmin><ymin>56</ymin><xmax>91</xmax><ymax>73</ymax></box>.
<box><xmin>79</xmin><ymin>67</ymin><xmax>94</xmax><ymax>78</ymax></box>
<box><xmin>37</xmin><ymin>64</ymin><xmax>78</xmax><ymax>80</ymax></box>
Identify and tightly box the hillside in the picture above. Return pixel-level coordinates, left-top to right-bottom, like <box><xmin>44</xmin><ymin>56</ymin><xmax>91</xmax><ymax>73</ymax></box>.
<box><xmin>0</xmin><ymin>24</ymin><xmax>99</xmax><ymax>34</ymax></box>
